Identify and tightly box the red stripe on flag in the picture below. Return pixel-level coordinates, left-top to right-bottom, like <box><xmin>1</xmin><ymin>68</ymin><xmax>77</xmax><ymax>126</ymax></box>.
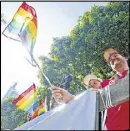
<box><xmin>20</xmin><ymin>2</ymin><xmax>37</xmax><ymax>17</ymax></box>
<box><xmin>12</xmin><ymin>83</ymin><xmax>36</xmax><ymax>104</ymax></box>
<box><xmin>39</xmin><ymin>100</ymin><xmax>45</xmax><ymax>108</ymax></box>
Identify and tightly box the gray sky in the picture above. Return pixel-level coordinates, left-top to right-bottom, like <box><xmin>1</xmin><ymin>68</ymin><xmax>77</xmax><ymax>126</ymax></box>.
<box><xmin>1</xmin><ymin>2</ymin><xmax>107</xmax><ymax>99</ymax></box>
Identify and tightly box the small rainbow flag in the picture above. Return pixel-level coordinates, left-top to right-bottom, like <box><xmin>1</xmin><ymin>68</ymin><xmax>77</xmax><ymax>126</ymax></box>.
<box><xmin>31</xmin><ymin>97</ymin><xmax>47</xmax><ymax>119</ymax></box>
<box><xmin>2</xmin><ymin>2</ymin><xmax>37</xmax><ymax>56</ymax></box>
<box><xmin>12</xmin><ymin>83</ymin><xmax>39</xmax><ymax>115</ymax></box>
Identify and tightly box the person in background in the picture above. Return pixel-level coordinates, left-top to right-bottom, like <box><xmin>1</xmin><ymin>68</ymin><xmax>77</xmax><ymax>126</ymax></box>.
<box><xmin>83</xmin><ymin>74</ymin><xmax>102</xmax><ymax>89</ymax></box>
<box><xmin>83</xmin><ymin>74</ymin><xmax>110</xmax><ymax>90</ymax></box>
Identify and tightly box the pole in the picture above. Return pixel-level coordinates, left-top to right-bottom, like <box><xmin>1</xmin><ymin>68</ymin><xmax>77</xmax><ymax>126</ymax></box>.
<box><xmin>29</xmin><ymin>54</ymin><xmax>52</xmax><ymax>111</ymax></box>
<box><xmin>31</xmin><ymin>55</ymin><xmax>52</xmax><ymax>87</ymax></box>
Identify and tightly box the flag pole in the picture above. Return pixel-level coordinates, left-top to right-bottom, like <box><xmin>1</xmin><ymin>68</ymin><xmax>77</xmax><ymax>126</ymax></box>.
<box><xmin>29</xmin><ymin>53</ymin><xmax>52</xmax><ymax>88</ymax></box>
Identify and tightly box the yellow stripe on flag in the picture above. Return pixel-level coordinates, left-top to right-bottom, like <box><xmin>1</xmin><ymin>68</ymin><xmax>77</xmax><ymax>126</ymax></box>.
<box><xmin>28</xmin><ymin>20</ymin><xmax>37</xmax><ymax>38</ymax></box>
<box><xmin>16</xmin><ymin>89</ymin><xmax>35</xmax><ymax>106</ymax></box>
<box><xmin>18</xmin><ymin>93</ymin><xmax>37</xmax><ymax>110</ymax></box>
<box><xmin>38</xmin><ymin>107</ymin><xmax>46</xmax><ymax>116</ymax></box>
<box><xmin>13</xmin><ymin>13</ymin><xmax>25</xmax><ymax>23</ymax></box>
<box><xmin>18</xmin><ymin>7</ymin><xmax>33</xmax><ymax>18</ymax></box>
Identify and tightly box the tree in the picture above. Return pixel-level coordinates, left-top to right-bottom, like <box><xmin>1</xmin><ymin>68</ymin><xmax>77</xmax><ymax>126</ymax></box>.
<box><xmin>1</xmin><ymin>97</ymin><xmax>27</xmax><ymax>129</ymax></box>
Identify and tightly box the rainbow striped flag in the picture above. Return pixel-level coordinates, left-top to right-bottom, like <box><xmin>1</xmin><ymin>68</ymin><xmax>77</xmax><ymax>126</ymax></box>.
<box><xmin>2</xmin><ymin>2</ymin><xmax>37</xmax><ymax>56</ymax></box>
<box><xmin>31</xmin><ymin>97</ymin><xmax>47</xmax><ymax>119</ymax></box>
<box><xmin>12</xmin><ymin>83</ymin><xmax>39</xmax><ymax>115</ymax></box>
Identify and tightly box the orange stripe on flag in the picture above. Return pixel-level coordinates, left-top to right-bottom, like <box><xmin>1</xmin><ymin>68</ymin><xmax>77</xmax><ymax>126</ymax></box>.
<box><xmin>18</xmin><ymin>93</ymin><xmax>37</xmax><ymax>110</ymax></box>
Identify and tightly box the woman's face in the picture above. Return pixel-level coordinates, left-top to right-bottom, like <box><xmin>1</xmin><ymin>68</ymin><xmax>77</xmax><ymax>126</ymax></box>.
<box><xmin>88</xmin><ymin>79</ymin><xmax>101</xmax><ymax>89</ymax></box>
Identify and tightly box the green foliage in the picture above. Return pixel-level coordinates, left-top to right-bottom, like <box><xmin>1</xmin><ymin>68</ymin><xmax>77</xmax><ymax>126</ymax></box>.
<box><xmin>37</xmin><ymin>2</ymin><xmax>129</xmax><ymax>109</ymax></box>
<box><xmin>1</xmin><ymin>97</ymin><xmax>27</xmax><ymax>129</ymax></box>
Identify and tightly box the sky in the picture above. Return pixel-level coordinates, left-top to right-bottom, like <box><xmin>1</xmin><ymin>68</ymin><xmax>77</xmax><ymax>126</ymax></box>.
<box><xmin>1</xmin><ymin>2</ymin><xmax>107</xmax><ymax>99</ymax></box>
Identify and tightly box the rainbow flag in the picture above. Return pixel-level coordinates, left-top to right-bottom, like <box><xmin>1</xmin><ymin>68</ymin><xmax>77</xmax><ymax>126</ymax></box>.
<box><xmin>12</xmin><ymin>83</ymin><xmax>39</xmax><ymax>115</ymax></box>
<box><xmin>31</xmin><ymin>97</ymin><xmax>47</xmax><ymax>119</ymax></box>
<box><xmin>38</xmin><ymin>96</ymin><xmax>47</xmax><ymax>115</ymax></box>
<box><xmin>2</xmin><ymin>2</ymin><xmax>37</xmax><ymax>56</ymax></box>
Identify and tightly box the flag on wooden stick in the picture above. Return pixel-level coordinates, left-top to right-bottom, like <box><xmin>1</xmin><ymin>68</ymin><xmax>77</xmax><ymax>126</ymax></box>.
<box><xmin>31</xmin><ymin>97</ymin><xmax>47</xmax><ymax>119</ymax></box>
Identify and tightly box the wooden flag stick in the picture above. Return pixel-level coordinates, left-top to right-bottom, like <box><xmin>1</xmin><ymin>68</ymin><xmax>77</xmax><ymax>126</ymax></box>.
<box><xmin>30</xmin><ymin>54</ymin><xmax>52</xmax><ymax>87</ymax></box>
